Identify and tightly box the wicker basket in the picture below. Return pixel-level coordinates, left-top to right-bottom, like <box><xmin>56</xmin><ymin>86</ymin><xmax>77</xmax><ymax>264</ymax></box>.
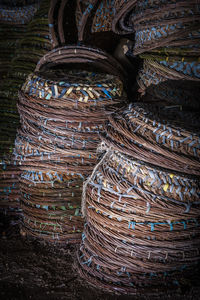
<box><xmin>139</xmin><ymin>54</ymin><xmax>200</xmax><ymax>82</ymax></box>
<box><xmin>77</xmin><ymin>152</ymin><xmax>200</xmax><ymax>293</ymax></box>
<box><xmin>77</xmin><ymin>102</ymin><xmax>200</xmax><ymax>294</ymax></box>
<box><xmin>14</xmin><ymin>45</ymin><xmax>126</xmax><ymax>243</ymax></box>
<box><xmin>137</xmin><ymin>58</ymin><xmax>200</xmax><ymax>109</ymax></box>
<box><xmin>132</xmin><ymin>0</ymin><xmax>200</xmax><ymax>55</ymax></box>
<box><xmin>101</xmin><ymin>103</ymin><xmax>200</xmax><ymax>175</ymax></box>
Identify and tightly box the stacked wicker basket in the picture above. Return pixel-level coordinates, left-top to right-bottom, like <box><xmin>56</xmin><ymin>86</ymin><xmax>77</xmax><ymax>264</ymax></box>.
<box><xmin>75</xmin><ymin>0</ymin><xmax>136</xmax><ymax>53</ymax></box>
<box><xmin>77</xmin><ymin>0</ymin><xmax>200</xmax><ymax>295</ymax></box>
<box><xmin>133</xmin><ymin>0</ymin><xmax>200</xmax><ymax>107</ymax></box>
<box><xmin>77</xmin><ymin>103</ymin><xmax>200</xmax><ymax>294</ymax></box>
<box><xmin>0</xmin><ymin>1</ymin><xmax>41</xmax><ymax>215</ymax></box>
<box><xmin>76</xmin><ymin>0</ymin><xmax>136</xmax><ymax>38</ymax></box>
<box><xmin>14</xmin><ymin>45</ymin><xmax>126</xmax><ymax>243</ymax></box>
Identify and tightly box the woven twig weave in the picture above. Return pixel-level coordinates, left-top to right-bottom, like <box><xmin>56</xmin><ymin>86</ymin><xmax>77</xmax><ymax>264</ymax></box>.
<box><xmin>77</xmin><ymin>102</ymin><xmax>200</xmax><ymax>293</ymax></box>
<box><xmin>14</xmin><ymin>45</ymin><xmax>126</xmax><ymax>243</ymax></box>
<box><xmin>132</xmin><ymin>0</ymin><xmax>200</xmax><ymax>55</ymax></box>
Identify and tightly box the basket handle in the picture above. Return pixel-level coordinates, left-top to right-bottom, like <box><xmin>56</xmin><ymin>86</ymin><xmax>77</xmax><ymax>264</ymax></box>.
<box><xmin>35</xmin><ymin>45</ymin><xmax>127</xmax><ymax>83</ymax></box>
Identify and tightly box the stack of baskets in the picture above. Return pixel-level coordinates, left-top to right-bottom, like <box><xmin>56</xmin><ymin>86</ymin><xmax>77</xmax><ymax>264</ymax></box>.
<box><xmin>14</xmin><ymin>45</ymin><xmax>127</xmax><ymax>243</ymax></box>
<box><xmin>75</xmin><ymin>0</ymin><xmax>136</xmax><ymax>53</ymax></box>
<box><xmin>77</xmin><ymin>102</ymin><xmax>200</xmax><ymax>294</ymax></box>
<box><xmin>0</xmin><ymin>1</ymin><xmax>41</xmax><ymax>214</ymax></box>
<box><xmin>77</xmin><ymin>0</ymin><xmax>200</xmax><ymax>294</ymax></box>
<box><xmin>131</xmin><ymin>0</ymin><xmax>200</xmax><ymax>108</ymax></box>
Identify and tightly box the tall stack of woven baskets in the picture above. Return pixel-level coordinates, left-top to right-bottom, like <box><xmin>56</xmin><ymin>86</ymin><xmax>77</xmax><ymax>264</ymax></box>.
<box><xmin>0</xmin><ymin>1</ymin><xmax>43</xmax><ymax>215</ymax></box>
<box><xmin>14</xmin><ymin>45</ymin><xmax>127</xmax><ymax>243</ymax></box>
<box><xmin>77</xmin><ymin>0</ymin><xmax>200</xmax><ymax>295</ymax></box>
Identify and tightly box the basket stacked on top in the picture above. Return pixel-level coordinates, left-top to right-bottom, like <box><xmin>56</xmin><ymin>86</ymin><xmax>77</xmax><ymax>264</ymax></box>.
<box><xmin>75</xmin><ymin>0</ymin><xmax>136</xmax><ymax>53</ymax></box>
<box><xmin>137</xmin><ymin>53</ymin><xmax>200</xmax><ymax>107</ymax></box>
<box><xmin>131</xmin><ymin>0</ymin><xmax>200</xmax><ymax>108</ymax></box>
<box><xmin>14</xmin><ymin>45</ymin><xmax>127</xmax><ymax>243</ymax></box>
<box><xmin>77</xmin><ymin>102</ymin><xmax>200</xmax><ymax>294</ymax></box>
<box><xmin>0</xmin><ymin>1</ymin><xmax>40</xmax><ymax>214</ymax></box>
<box><xmin>76</xmin><ymin>0</ymin><xmax>137</xmax><ymax>39</ymax></box>
<box><xmin>132</xmin><ymin>0</ymin><xmax>200</xmax><ymax>56</ymax></box>
<box><xmin>136</xmin><ymin>59</ymin><xmax>200</xmax><ymax>109</ymax></box>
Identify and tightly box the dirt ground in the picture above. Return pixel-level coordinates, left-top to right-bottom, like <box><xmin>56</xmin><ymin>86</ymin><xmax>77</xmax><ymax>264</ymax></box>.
<box><xmin>0</xmin><ymin>213</ymin><xmax>200</xmax><ymax>300</ymax></box>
